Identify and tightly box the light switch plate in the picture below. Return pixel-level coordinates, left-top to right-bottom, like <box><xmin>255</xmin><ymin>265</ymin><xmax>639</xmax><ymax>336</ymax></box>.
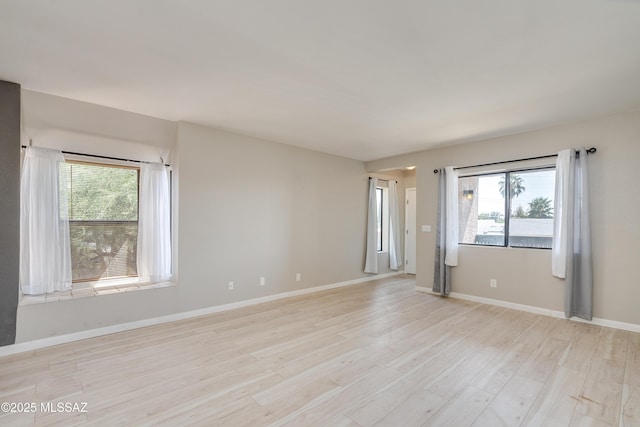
<box><xmin>421</xmin><ymin>225</ymin><xmax>431</xmax><ymax>232</ymax></box>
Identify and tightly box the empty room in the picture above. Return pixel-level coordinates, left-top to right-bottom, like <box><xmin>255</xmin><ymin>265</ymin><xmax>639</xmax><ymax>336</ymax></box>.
<box><xmin>1</xmin><ymin>0</ymin><xmax>639</xmax><ymax>425</ymax></box>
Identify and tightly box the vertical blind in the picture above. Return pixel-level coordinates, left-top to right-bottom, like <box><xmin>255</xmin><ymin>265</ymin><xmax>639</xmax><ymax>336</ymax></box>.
<box><xmin>64</xmin><ymin>162</ymin><xmax>139</xmax><ymax>281</ymax></box>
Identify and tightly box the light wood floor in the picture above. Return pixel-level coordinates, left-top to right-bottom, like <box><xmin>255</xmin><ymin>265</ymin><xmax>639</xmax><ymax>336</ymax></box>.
<box><xmin>1</xmin><ymin>276</ymin><xmax>639</xmax><ymax>426</ymax></box>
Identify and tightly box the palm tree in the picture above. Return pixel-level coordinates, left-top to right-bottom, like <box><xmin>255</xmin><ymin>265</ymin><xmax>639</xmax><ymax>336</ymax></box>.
<box><xmin>498</xmin><ymin>174</ymin><xmax>525</xmax><ymax>201</ymax></box>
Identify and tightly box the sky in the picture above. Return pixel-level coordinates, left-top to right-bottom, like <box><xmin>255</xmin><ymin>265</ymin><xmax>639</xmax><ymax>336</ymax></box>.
<box><xmin>469</xmin><ymin>169</ymin><xmax>556</xmax><ymax>215</ymax></box>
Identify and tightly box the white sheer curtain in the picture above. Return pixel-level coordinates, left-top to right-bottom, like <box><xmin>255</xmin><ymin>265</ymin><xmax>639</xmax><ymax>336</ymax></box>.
<box><xmin>388</xmin><ymin>180</ymin><xmax>402</xmax><ymax>270</ymax></box>
<box><xmin>20</xmin><ymin>147</ymin><xmax>72</xmax><ymax>295</ymax></box>
<box><xmin>433</xmin><ymin>166</ymin><xmax>459</xmax><ymax>295</ymax></box>
<box><xmin>552</xmin><ymin>150</ymin><xmax>571</xmax><ymax>278</ymax></box>
<box><xmin>364</xmin><ymin>178</ymin><xmax>378</xmax><ymax>274</ymax></box>
<box><xmin>137</xmin><ymin>163</ymin><xmax>172</xmax><ymax>283</ymax></box>
<box><xmin>445</xmin><ymin>166</ymin><xmax>459</xmax><ymax>267</ymax></box>
<box><xmin>552</xmin><ymin>148</ymin><xmax>593</xmax><ymax>320</ymax></box>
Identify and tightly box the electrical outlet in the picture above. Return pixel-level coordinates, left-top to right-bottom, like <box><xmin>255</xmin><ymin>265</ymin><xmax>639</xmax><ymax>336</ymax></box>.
<box><xmin>260</xmin><ymin>277</ymin><xmax>265</xmax><ymax>286</ymax></box>
<box><xmin>228</xmin><ymin>281</ymin><xmax>234</xmax><ymax>290</ymax></box>
<box><xmin>490</xmin><ymin>279</ymin><xmax>497</xmax><ymax>288</ymax></box>
<box><xmin>296</xmin><ymin>273</ymin><xmax>301</xmax><ymax>282</ymax></box>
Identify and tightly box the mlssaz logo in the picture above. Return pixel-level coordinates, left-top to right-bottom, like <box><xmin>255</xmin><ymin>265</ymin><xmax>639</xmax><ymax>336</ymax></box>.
<box><xmin>40</xmin><ymin>402</ymin><xmax>88</xmax><ymax>413</ymax></box>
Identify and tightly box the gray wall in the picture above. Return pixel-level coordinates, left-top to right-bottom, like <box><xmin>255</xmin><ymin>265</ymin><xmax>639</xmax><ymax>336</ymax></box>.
<box><xmin>175</xmin><ymin>122</ymin><xmax>398</xmax><ymax>310</ymax></box>
<box><xmin>367</xmin><ymin>110</ymin><xmax>640</xmax><ymax>325</ymax></box>
<box><xmin>0</xmin><ymin>81</ymin><xmax>20</xmax><ymax>346</ymax></box>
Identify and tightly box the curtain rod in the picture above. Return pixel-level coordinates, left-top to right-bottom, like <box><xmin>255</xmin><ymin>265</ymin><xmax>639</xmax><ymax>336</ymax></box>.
<box><xmin>21</xmin><ymin>145</ymin><xmax>170</xmax><ymax>167</ymax></box>
<box><xmin>432</xmin><ymin>147</ymin><xmax>596</xmax><ymax>174</ymax></box>
<box><xmin>369</xmin><ymin>177</ymin><xmax>398</xmax><ymax>183</ymax></box>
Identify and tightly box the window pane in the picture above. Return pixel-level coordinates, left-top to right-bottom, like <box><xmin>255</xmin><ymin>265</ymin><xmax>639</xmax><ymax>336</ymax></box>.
<box><xmin>67</xmin><ymin>163</ymin><xmax>138</xmax><ymax>221</ymax></box>
<box><xmin>508</xmin><ymin>169</ymin><xmax>555</xmax><ymax>248</ymax></box>
<box><xmin>64</xmin><ymin>162</ymin><xmax>139</xmax><ymax>281</ymax></box>
<box><xmin>459</xmin><ymin>174</ymin><xmax>505</xmax><ymax>246</ymax></box>
<box><xmin>70</xmin><ymin>223</ymin><xmax>138</xmax><ymax>281</ymax></box>
<box><xmin>376</xmin><ymin>188</ymin><xmax>383</xmax><ymax>251</ymax></box>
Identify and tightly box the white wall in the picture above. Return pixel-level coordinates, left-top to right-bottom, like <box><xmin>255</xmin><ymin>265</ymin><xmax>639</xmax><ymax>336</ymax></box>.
<box><xmin>367</xmin><ymin>110</ymin><xmax>640</xmax><ymax>326</ymax></box>
<box><xmin>16</xmin><ymin>92</ymin><xmax>404</xmax><ymax>342</ymax></box>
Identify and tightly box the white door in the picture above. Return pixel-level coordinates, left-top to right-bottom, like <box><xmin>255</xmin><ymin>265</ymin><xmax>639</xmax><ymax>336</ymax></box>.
<box><xmin>405</xmin><ymin>188</ymin><xmax>416</xmax><ymax>274</ymax></box>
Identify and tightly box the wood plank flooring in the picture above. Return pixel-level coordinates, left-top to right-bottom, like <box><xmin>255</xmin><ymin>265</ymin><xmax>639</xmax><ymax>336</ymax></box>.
<box><xmin>1</xmin><ymin>275</ymin><xmax>639</xmax><ymax>426</ymax></box>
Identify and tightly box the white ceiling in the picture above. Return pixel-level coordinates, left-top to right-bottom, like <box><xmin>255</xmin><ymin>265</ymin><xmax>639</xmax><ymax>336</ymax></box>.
<box><xmin>1</xmin><ymin>0</ymin><xmax>639</xmax><ymax>161</ymax></box>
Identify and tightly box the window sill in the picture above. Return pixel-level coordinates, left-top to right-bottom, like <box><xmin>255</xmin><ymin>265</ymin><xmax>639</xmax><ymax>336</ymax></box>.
<box><xmin>19</xmin><ymin>281</ymin><xmax>176</xmax><ymax>305</ymax></box>
<box><xmin>458</xmin><ymin>243</ymin><xmax>552</xmax><ymax>250</ymax></box>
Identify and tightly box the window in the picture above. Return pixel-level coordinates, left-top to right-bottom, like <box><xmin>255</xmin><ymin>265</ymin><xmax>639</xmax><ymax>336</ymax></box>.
<box><xmin>376</xmin><ymin>187</ymin><xmax>383</xmax><ymax>251</ymax></box>
<box><xmin>62</xmin><ymin>161</ymin><xmax>139</xmax><ymax>282</ymax></box>
<box><xmin>458</xmin><ymin>168</ymin><xmax>555</xmax><ymax>249</ymax></box>
<box><xmin>375</xmin><ymin>186</ymin><xmax>390</xmax><ymax>252</ymax></box>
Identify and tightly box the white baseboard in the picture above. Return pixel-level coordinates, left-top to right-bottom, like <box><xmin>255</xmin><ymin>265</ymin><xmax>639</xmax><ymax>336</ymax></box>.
<box><xmin>0</xmin><ymin>271</ymin><xmax>403</xmax><ymax>357</ymax></box>
<box><xmin>415</xmin><ymin>286</ymin><xmax>640</xmax><ymax>333</ymax></box>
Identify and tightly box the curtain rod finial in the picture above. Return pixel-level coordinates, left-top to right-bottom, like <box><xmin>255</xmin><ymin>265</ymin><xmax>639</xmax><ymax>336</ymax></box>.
<box><xmin>433</xmin><ymin>169</ymin><xmax>438</xmax><ymax>174</ymax></box>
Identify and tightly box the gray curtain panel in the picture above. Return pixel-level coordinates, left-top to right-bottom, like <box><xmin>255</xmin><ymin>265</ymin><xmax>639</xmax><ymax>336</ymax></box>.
<box><xmin>565</xmin><ymin>148</ymin><xmax>593</xmax><ymax>320</ymax></box>
<box><xmin>433</xmin><ymin>168</ymin><xmax>451</xmax><ymax>296</ymax></box>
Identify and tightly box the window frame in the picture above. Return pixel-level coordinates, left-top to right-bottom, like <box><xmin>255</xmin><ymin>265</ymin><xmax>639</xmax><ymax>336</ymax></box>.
<box><xmin>458</xmin><ymin>165</ymin><xmax>556</xmax><ymax>250</ymax></box>
<box><xmin>64</xmin><ymin>159</ymin><xmax>141</xmax><ymax>283</ymax></box>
